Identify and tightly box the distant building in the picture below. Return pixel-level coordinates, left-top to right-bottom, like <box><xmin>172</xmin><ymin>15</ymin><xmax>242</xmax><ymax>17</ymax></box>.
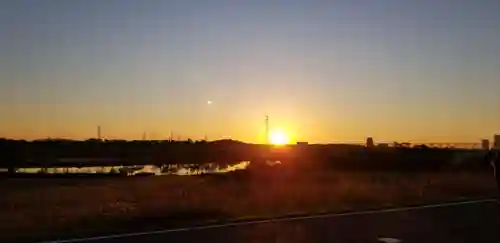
<box><xmin>377</xmin><ymin>143</ymin><xmax>389</xmax><ymax>148</ymax></box>
<box><xmin>482</xmin><ymin>139</ymin><xmax>490</xmax><ymax>150</ymax></box>
<box><xmin>366</xmin><ymin>137</ymin><xmax>374</xmax><ymax>148</ymax></box>
<box><xmin>296</xmin><ymin>142</ymin><xmax>308</xmax><ymax>145</ymax></box>
<box><xmin>494</xmin><ymin>134</ymin><xmax>500</xmax><ymax>149</ymax></box>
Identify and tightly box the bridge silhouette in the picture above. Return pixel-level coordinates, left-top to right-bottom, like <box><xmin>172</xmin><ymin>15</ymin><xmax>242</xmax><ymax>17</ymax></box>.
<box><xmin>340</xmin><ymin>142</ymin><xmax>484</xmax><ymax>149</ymax></box>
<box><xmin>375</xmin><ymin>142</ymin><xmax>483</xmax><ymax>149</ymax></box>
<box><xmin>419</xmin><ymin>143</ymin><xmax>482</xmax><ymax>149</ymax></box>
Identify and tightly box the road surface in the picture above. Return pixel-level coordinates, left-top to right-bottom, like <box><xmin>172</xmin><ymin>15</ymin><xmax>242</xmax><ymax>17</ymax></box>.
<box><xmin>41</xmin><ymin>199</ymin><xmax>500</xmax><ymax>243</ymax></box>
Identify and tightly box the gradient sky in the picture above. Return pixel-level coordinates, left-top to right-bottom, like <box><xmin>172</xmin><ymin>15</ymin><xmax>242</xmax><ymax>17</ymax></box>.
<box><xmin>1</xmin><ymin>0</ymin><xmax>499</xmax><ymax>143</ymax></box>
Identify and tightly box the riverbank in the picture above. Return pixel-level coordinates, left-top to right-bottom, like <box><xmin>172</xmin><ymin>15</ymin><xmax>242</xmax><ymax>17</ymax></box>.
<box><xmin>1</xmin><ymin>170</ymin><xmax>496</xmax><ymax>242</ymax></box>
<box><xmin>1</xmin><ymin>138</ymin><xmax>487</xmax><ymax>171</ymax></box>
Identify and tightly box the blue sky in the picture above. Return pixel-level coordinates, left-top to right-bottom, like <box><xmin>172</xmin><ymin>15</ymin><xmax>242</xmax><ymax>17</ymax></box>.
<box><xmin>1</xmin><ymin>0</ymin><xmax>499</xmax><ymax>143</ymax></box>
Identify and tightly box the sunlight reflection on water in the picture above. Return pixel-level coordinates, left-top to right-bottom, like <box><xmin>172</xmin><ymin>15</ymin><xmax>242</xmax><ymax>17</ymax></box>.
<box><xmin>13</xmin><ymin>161</ymin><xmax>251</xmax><ymax>176</ymax></box>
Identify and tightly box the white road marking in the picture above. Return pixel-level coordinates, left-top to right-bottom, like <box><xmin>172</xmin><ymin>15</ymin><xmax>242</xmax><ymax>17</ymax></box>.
<box><xmin>37</xmin><ymin>198</ymin><xmax>497</xmax><ymax>243</ymax></box>
<box><xmin>378</xmin><ymin>237</ymin><xmax>402</xmax><ymax>243</ymax></box>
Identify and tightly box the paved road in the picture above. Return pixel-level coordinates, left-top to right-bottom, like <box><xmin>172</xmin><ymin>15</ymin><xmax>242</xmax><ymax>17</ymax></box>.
<box><xmin>43</xmin><ymin>199</ymin><xmax>500</xmax><ymax>243</ymax></box>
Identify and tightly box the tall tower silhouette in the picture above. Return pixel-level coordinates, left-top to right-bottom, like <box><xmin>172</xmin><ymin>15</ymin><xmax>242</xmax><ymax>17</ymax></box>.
<box><xmin>97</xmin><ymin>126</ymin><xmax>101</xmax><ymax>140</ymax></box>
<box><xmin>265</xmin><ymin>115</ymin><xmax>269</xmax><ymax>144</ymax></box>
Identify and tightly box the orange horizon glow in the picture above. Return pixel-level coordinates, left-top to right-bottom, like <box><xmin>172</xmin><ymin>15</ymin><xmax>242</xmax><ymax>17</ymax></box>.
<box><xmin>0</xmin><ymin>108</ymin><xmax>497</xmax><ymax>144</ymax></box>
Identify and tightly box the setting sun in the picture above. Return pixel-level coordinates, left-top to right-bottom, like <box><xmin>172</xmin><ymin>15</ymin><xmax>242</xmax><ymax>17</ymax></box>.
<box><xmin>269</xmin><ymin>129</ymin><xmax>290</xmax><ymax>145</ymax></box>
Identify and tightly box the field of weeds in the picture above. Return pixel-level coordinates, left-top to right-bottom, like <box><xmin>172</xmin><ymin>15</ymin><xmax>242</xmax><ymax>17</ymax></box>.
<box><xmin>0</xmin><ymin>169</ymin><xmax>497</xmax><ymax>242</ymax></box>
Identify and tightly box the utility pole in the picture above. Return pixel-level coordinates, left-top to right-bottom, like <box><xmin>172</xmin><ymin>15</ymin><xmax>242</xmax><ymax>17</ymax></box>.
<box><xmin>97</xmin><ymin>126</ymin><xmax>101</xmax><ymax>140</ymax></box>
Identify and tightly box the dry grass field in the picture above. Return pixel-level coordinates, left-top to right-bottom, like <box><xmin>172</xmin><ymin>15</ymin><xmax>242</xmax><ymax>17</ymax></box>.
<box><xmin>0</xmin><ymin>169</ymin><xmax>497</xmax><ymax>242</ymax></box>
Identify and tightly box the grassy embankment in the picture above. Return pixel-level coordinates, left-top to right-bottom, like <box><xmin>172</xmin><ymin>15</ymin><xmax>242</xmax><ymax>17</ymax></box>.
<box><xmin>0</xmin><ymin>168</ymin><xmax>497</xmax><ymax>242</ymax></box>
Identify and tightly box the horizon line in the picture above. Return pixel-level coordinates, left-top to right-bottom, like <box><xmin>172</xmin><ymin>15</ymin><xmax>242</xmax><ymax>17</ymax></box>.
<box><xmin>0</xmin><ymin>137</ymin><xmax>487</xmax><ymax>146</ymax></box>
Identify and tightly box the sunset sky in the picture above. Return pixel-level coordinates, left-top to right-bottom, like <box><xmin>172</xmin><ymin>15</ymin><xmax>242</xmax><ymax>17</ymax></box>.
<box><xmin>1</xmin><ymin>0</ymin><xmax>499</xmax><ymax>143</ymax></box>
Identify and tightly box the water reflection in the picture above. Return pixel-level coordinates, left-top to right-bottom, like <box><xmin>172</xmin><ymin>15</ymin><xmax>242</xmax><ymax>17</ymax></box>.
<box><xmin>13</xmin><ymin>161</ymin><xmax>250</xmax><ymax>176</ymax></box>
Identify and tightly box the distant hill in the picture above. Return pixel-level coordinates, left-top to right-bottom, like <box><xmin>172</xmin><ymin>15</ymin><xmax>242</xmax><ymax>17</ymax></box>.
<box><xmin>208</xmin><ymin>139</ymin><xmax>246</xmax><ymax>145</ymax></box>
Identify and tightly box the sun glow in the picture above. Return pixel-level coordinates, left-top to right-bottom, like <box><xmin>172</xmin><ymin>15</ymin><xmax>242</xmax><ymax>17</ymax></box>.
<box><xmin>269</xmin><ymin>129</ymin><xmax>290</xmax><ymax>145</ymax></box>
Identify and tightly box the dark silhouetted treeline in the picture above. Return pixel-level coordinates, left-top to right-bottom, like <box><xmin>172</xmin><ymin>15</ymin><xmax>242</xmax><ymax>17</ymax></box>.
<box><xmin>0</xmin><ymin>138</ymin><xmax>490</xmax><ymax>172</ymax></box>
<box><xmin>0</xmin><ymin>138</ymin><xmax>264</xmax><ymax>167</ymax></box>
